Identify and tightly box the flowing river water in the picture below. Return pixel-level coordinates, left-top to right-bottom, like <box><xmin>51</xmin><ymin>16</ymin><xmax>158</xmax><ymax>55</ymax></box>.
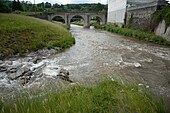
<box><xmin>0</xmin><ymin>25</ymin><xmax>170</xmax><ymax>109</ymax></box>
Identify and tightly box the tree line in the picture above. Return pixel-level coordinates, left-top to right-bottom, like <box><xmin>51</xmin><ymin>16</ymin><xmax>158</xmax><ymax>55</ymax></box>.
<box><xmin>0</xmin><ymin>0</ymin><xmax>107</xmax><ymax>13</ymax></box>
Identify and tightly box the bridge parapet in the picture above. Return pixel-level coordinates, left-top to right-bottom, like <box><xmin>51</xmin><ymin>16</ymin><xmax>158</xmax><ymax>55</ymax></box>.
<box><xmin>48</xmin><ymin>12</ymin><xmax>107</xmax><ymax>28</ymax></box>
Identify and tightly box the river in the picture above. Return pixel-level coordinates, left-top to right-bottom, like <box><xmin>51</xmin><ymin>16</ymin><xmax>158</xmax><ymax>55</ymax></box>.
<box><xmin>0</xmin><ymin>24</ymin><xmax>170</xmax><ymax>109</ymax></box>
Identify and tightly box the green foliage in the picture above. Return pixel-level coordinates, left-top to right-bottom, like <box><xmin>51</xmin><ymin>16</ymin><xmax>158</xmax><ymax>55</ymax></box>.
<box><xmin>12</xmin><ymin>0</ymin><xmax>23</xmax><ymax>11</ymax></box>
<box><xmin>95</xmin><ymin>25</ymin><xmax>170</xmax><ymax>46</ymax></box>
<box><xmin>0</xmin><ymin>80</ymin><xmax>165</xmax><ymax>113</ymax></box>
<box><xmin>0</xmin><ymin>0</ymin><xmax>11</xmax><ymax>13</ymax></box>
<box><xmin>0</xmin><ymin>14</ymin><xmax>75</xmax><ymax>58</ymax></box>
<box><xmin>152</xmin><ymin>5</ymin><xmax>170</xmax><ymax>29</ymax></box>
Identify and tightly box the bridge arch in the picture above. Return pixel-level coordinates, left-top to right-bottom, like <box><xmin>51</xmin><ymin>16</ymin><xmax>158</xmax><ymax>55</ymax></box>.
<box><xmin>90</xmin><ymin>16</ymin><xmax>103</xmax><ymax>25</ymax></box>
<box><xmin>52</xmin><ymin>15</ymin><xmax>65</xmax><ymax>23</ymax></box>
<box><xmin>69</xmin><ymin>15</ymin><xmax>85</xmax><ymax>26</ymax></box>
<box><xmin>89</xmin><ymin>15</ymin><xmax>106</xmax><ymax>25</ymax></box>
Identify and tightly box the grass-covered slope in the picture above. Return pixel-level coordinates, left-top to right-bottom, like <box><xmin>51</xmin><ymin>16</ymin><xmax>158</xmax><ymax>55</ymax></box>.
<box><xmin>95</xmin><ymin>25</ymin><xmax>170</xmax><ymax>46</ymax></box>
<box><xmin>0</xmin><ymin>80</ymin><xmax>165</xmax><ymax>113</ymax></box>
<box><xmin>0</xmin><ymin>14</ymin><xmax>75</xmax><ymax>58</ymax></box>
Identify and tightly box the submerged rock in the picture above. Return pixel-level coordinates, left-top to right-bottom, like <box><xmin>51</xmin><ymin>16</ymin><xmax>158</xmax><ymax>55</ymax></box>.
<box><xmin>8</xmin><ymin>66</ymin><xmax>33</xmax><ymax>81</ymax></box>
<box><xmin>57</xmin><ymin>68</ymin><xmax>73</xmax><ymax>83</ymax></box>
<box><xmin>0</xmin><ymin>66</ymin><xmax>7</xmax><ymax>72</ymax></box>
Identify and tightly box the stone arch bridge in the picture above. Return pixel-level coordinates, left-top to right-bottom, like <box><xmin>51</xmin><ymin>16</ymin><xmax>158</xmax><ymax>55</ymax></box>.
<box><xmin>48</xmin><ymin>12</ymin><xmax>107</xmax><ymax>28</ymax></box>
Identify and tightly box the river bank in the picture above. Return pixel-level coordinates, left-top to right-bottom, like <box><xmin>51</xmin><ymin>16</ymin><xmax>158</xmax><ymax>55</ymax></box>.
<box><xmin>0</xmin><ymin>14</ymin><xmax>75</xmax><ymax>59</ymax></box>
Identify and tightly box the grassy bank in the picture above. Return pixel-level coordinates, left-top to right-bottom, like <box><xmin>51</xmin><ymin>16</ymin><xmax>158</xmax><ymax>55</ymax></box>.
<box><xmin>0</xmin><ymin>13</ymin><xmax>75</xmax><ymax>58</ymax></box>
<box><xmin>0</xmin><ymin>80</ymin><xmax>165</xmax><ymax>113</ymax></box>
<box><xmin>95</xmin><ymin>25</ymin><xmax>170</xmax><ymax>46</ymax></box>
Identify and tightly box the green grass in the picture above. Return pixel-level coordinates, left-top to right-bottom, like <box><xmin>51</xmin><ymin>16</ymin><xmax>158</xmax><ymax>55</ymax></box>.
<box><xmin>95</xmin><ymin>25</ymin><xmax>170</xmax><ymax>46</ymax></box>
<box><xmin>0</xmin><ymin>80</ymin><xmax>165</xmax><ymax>113</ymax></box>
<box><xmin>0</xmin><ymin>13</ymin><xmax>75</xmax><ymax>58</ymax></box>
<box><xmin>72</xmin><ymin>21</ymin><xmax>84</xmax><ymax>26</ymax></box>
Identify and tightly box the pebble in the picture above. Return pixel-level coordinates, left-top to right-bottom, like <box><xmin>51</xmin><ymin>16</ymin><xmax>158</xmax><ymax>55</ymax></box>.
<box><xmin>134</xmin><ymin>63</ymin><xmax>141</xmax><ymax>68</ymax></box>
<box><xmin>146</xmin><ymin>86</ymin><xmax>150</xmax><ymax>88</ymax></box>
<box><xmin>138</xmin><ymin>83</ymin><xmax>144</xmax><ymax>86</ymax></box>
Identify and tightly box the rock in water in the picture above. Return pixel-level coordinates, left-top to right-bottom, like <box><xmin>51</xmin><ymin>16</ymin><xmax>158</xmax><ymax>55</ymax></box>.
<box><xmin>134</xmin><ymin>63</ymin><xmax>141</xmax><ymax>68</ymax></box>
<box><xmin>0</xmin><ymin>66</ymin><xmax>7</xmax><ymax>72</ymax></box>
<box><xmin>57</xmin><ymin>68</ymin><xmax>73</xmax><ymax>83</ymax></box>
<box><xmin>7</xmin><ymin>66</ymin><xmax>33</xmax><ymax>85</ymax></box>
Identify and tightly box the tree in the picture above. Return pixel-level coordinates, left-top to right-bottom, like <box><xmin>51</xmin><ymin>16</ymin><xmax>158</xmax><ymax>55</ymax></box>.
<box><xmin>17</xmin><ymin>0</ymin><xmax>23</xmax><ymax>11</ymax></box>
<box><xmin>0</xmin><ymin>0</ymin><xmax>11</xmax><ymax>13</ymax></box>
<box><xmin>94</xmin><ymin>3</ymin><xmax>104</xmax><ymax>11</ymax></box>
<box><xmin>12</xmin><ymin>0</ymin><xmax>23</xmax><ymax>11</ymax></box>
<box><xmin>45</xmin><ymin>2</ymin><xmax>51</xmax><ymax>8</ymax></box>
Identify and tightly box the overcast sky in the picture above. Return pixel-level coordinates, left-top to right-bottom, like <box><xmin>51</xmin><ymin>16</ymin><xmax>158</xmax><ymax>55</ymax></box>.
<box><xmin>30</xmin><ymin>0</ymin><xmax>169</xmax><ymax>5</ymax></box>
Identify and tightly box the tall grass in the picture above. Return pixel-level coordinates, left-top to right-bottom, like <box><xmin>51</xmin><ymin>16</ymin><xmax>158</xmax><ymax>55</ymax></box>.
<box><xmin>0</xmin><ymin>80</ymin><xmax>166</xmax><ymax>113</ymax></box>
<box><xmin>0</xmin><ymin>13</ymin><xmax>75</xmax><ymax>58</ymax></box>
<box><xmin>95</xmin><ymin>25</ymin><xmax>170</xmax><ymax>46</ymax></box>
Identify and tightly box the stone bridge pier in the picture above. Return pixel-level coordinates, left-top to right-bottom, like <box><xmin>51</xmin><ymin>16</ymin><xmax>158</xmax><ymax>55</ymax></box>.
<box><xmin>48</xmin><ymin>12</ymin><xmax>107</xmax><ymax>28</ymax></box>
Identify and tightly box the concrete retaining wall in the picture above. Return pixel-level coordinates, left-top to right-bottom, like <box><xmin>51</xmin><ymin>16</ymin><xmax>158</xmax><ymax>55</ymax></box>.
<box><xmin>155</xmin><ymin>20</ymin><xmax>170</xmax><ymax>41</ymax></box>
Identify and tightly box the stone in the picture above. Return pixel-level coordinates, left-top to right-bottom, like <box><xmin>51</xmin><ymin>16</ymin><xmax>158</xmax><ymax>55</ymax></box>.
<box><xmin>7</xmin><ymin>67</ymin><xmax>17</xmax><ymax>73</ymax></box>
<box><xmin>33</xmin><ymin>56</ymin><xmax>42</xmax><ymax>64</ymax></box>
<box><xmin>57</xmin><ymin>68</ymin><xmax>73</xmax><ymax>83</ymax></box>
<box><xmin>19</xmin><ymin>76</ymin><xmax>31</xmax><ymax>85</ymax></box>
<box><xmin>0</xmin><ymin>66</ymin><xmax>7</xmax><ymax>72</ymax></box>
<box><xmin>8</xmin><ymin>67</ymin><xmax>32</xmax><ymax>80</ymax></box>
<box><xmin>134</xmin><ymin>63</ymin><xmax>141</xmax><ymax>68</ymax></box>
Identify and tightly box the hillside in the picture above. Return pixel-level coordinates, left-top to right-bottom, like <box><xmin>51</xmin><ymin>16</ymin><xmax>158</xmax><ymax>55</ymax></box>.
<box><xmin>0</xmin><ymin>14</ymin><xmax>75</xmax><ymax>59</ymax></box>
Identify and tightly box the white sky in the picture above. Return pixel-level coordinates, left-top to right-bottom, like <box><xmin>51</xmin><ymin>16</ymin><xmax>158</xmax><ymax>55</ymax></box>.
<box><xmin>30</xmin><ymin>0</ymin><xmax>169</xmax><ymax>5</ymax></box>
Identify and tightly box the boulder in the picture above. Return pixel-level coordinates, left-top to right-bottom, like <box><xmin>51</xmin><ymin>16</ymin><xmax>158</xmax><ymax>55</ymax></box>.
<box><xmin>33</xmin><ymin>56</ymin><xmax>42</xmax><ymax>64</ymax></box>
<box><xmin>0</xmin><ymin>66</ymin><xmax>7</xmax><ymax>72</ymax></box>
<box><xmin>19</xmin><ymin>76</ymin><xmax>31</xmax><ymax>85</ymax></box>
<box><xmin>8</xmin><ymin>67</ymin><xmax>32</xmax><ymax>80</ymax></box>
<box><xmin>57</xmin><ymin>68</ymin><xmax>73</xmax><ymax>83</ymax></box>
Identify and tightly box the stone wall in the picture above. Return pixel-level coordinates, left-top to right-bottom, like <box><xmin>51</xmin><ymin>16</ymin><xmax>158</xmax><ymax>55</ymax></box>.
<box><xmin>126</xmin><ymin>0</ymin><xmax>167</xmax><ymax>31</ymax></box>
<box><xmin>155</xmin><ymin>20</ymin><xmax>170</xmax><ymax>41</ymax></box>
<box><xmin>126</xmin><ymin>5</ymin><xmax>157</xmax><ymax>31</ymax></box>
